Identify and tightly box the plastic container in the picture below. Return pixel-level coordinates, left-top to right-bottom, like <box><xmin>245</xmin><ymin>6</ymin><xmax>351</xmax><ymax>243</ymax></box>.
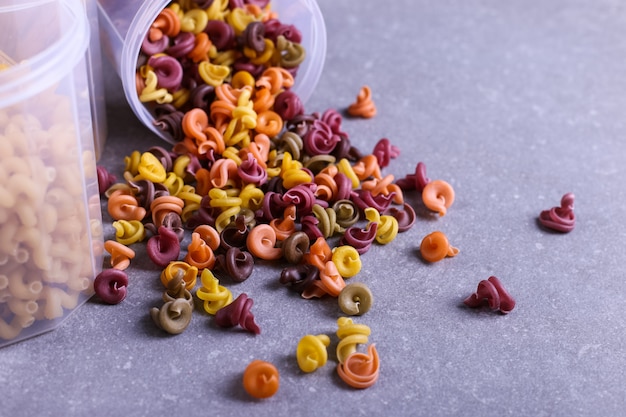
<box><xmin>97</xmin><ymin>0</ymin><xmax>326</xmax><ymax>143</ymax></box>
<box><xmin>83</xmin><ymin>0</ymin><xmax>108</xmax><ymax>160</ymax></box>
<box><xmin>0</xmin><ymin>0</ymin><xmax>104</xmax><ymax>347</ymax></box>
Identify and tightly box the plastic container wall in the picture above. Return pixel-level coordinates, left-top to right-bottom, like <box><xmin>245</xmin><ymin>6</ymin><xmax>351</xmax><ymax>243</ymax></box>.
<box><xmin>84</xmin><ymin>0</ymin><xmax>108</xmax><ymax>160</ymax></box>
<box><xmin>0</xmin><ymin>0</ymin><xmax>104</xmax><ymax>347</ymax></box>
<box><xmin>97</xmin><ymin>0</ymin><xmax>326</xmax><ymax>143</ymax></box>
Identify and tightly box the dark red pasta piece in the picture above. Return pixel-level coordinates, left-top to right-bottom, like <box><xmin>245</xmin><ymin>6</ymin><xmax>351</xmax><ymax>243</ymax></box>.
<box><xmin>142</xmin><ymin>33</ymin><xmax>169</xmax><ymax>55</ymax></box>
<box><xmin>538</xmin><ymin>193</ymin><xmax>575</xmax><ymax>233</ymax></box>
<box><xmin>165</xmin><ymin>32</ymin><xmax>196</xmax><ymax>58</ymax></box>
<box><xmin>273</xmin><ymin>90</ymin><xmax>304</xmax><ymax>121</ymax></box>
<box><xmin>237</xmin><ymin>155</ymin><xmax>268</xmax><ymax>186</ymax></box>
<box><xmin>146</xmin><ymin>226</ymin><xmax>181</xmax><ymax>268</ymax></box>
<box><xmin>214</xmin><ymin>293</ymin><xmax>260</xmax><ymax>334</ymax></box>
<box><xmin>384</xmin><ymin>203</ymin><xmax>416</xmax><ymax>232</ymax></box>
<box><xmin>204</xmin><ymin>20</ymin><xmax>235</xmax><ymax>51</ymax></box>
<box><xmin>215</xmin><ymin>247</ymin><xmax>254</xmax><ymax>283</ymax></box>
<box><xmin>372</xmin><ymin>138</ymin><xmax>400</xmax><ymax>168</ymax></box>
<box><xmin>148</xmin><ymin>55</ymin><xmax>183</xmax><ymax>91</ymax></box>
<box><xmin>303</xmin><ymin>119</ymin><xmax>339</xmax><ymax>156</ymax></box>
<box><xmin>96</xmin><ymin>165</ymin><xmax>117</xmax><ymax>194</ymax></box>
<box><xmin>463</xmin><ymin>276</ymin><xmax>515</xmax><ymax>314</ymax></box>
<box><xmin>340</xmin><ymin>223</ymin><xmax>378</xmax><ymax>255</ymax></box>
<box><xmin>94</xmin><ymin>269</ymin><xmax>129</xmax><ymax>304</ymax></box>
<box><xmin>242</xmin><ymin>21</ymin><xmax>265</xmax><ymax>53</ymax></box>
<box><xmin>279</xmin><ymin>264</ymin><xmax>319</xmax><ymax>294</ymax></box>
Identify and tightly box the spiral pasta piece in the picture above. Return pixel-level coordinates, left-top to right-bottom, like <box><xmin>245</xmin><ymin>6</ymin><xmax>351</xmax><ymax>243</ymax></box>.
<box><xmin>296</xmin><ymin>334</ymin><xmax>331</xmax><ymax>373</ymax></box>
<box><xmin>337</xmin><ymin>344</ymin><xmax>380</xmax><ymax>389</ymax></box>
<box><xmin>195</xmin><ymin>269</ymin><xmax>232</xmax><ymax>315</ymax></box>
<box><xmin>331</xmin><ymin>245</ymin><xmax>362</xmax><ymax>278</ymax></box>
<box><xmin>185</xmin><ymin>231</ymin><xmax>216</xmax><ymax>269</ymax></box>
<box><xmin>347</xmin><ymin>86</ymin><xmax>377</xmax><ymax>118</ymax></box>
<box><xmin>338</xmin><ymin>282</ymin><xmax>373</xmax><ymax>316</ymax></box>
<box><xmin>422</xmin><ymin>179</ymin><xmax>455</xmax><ymax>216</ymax></box>
<box><xmin>160</xmin><ymin>261</ymin><xmax>198</xmax><ymax>291</ymax></box>
<box><xmin>139</xmin><ymin>70</ymin><xmax>173</xmax><ymax>104</ymax></box>
<box><xmin>214</xmin><ymin>293</ymin><xmax>260</xmax><ymax>334</ymax></box>
<box><xmin>94</xmin><ymin>269</ymin><xmax>129</xmax><ymax>305</ymax></box>
<box><xmin>107</xmin><ymin>190</ymin><xmax>146</xmax><ymax>222</ymax></box>
<box><xmin>463</xmin><ymin>275</ymin><xmax>516</xmax><ymax>314</ymax></box>
<box><xmin>150</xmin><ymin>298</ymin><xmax>192</xmax><ymax>335</ymax></box>
<box><xmin>198</xmin><ymin>61</ymin><xmax>230</xmax><ymax>87</ymax></box>
<box><xmin>112</xmin><ymin>220</ymin><xmax>145</xmax><ymax>245</ymax></box>
<box><xmin>336</xmin><ymin>317</ymin><xmax>371</xmax><ymax>364</ymax></box>
<box><xmin>364</xmin><ymin>207</ymin><xmax>399</xmax><ymax>245</ymax></box>
<box><xmin>319</xmin><ymin>261</ymin><xmax>346</xmax><ymax>297</ymax></box>
<box><xmin>151</xmin><ymin>195</ymin><xmax>184</xmax><ymax>228</ymax></box>
<box><xmin>419</xmin><ymin>231</ymin><xmax>459</xmax><ymax>262</ymax></box>
<box><xmin>104</xmin><ymin>240</ymin><xmax>135</xmax><ymax>271</ymax></box>
<box><xmin>146</xmin><ymin>226</ymin><xmax>180</xmax><ymax>268</ymax></box>
<box><xmin>303</xmin><ymin>236</ymin><xmax>332</xmax><ymax>271</ymax></box>
<box><xmin>246</xmin><ymin>224</ymin><xmax>282</xmax><ymax>260</ymax></box>
<box><xmin>242</xmin><ymin>360</ymin><xmax>279</xmax><ymax>399</ymax></box>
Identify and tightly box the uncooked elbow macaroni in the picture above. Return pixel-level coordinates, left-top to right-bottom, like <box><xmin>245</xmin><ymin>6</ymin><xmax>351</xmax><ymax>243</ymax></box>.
<box><xmin>0</xmin><ymin>99</ymin><xmax>101</xmax><ymax>343</ymax></box>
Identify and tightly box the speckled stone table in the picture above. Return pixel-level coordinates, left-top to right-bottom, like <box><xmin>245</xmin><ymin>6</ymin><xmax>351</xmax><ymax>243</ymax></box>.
<box><xmin>2</xmin><ymin>1</ymin><xmax>626</xmax><ymax>416</ymax></box>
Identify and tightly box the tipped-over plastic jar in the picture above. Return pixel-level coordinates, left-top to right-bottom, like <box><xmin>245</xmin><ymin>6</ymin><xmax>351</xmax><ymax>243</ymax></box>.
<box><xmin>97</xmin><ymin>0</ymin><xmax>327</xmax><ymax>144</ymax></box>
<box><xmin>0</xmin><ymin>0</ymin><xmax>104</xmax><ymax>347</ymax></box>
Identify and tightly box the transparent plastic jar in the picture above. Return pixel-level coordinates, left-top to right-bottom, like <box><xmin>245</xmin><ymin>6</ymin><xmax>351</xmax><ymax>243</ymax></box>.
<box><xmin>0</xmin><ymin>0</ymin><xmax>103</xmax><ymax>347</ymax></box>
<box><xmin>97</xmin><ymin>0</ymin><xmax>327</xmax><ymax>143</ymax></box>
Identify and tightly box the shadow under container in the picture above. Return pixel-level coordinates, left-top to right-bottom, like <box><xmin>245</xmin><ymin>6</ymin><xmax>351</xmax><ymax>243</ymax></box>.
<box><xmin>0</xmin><ymin>0</ymin><xmax>104</xmax><ymax>347</ymax></box>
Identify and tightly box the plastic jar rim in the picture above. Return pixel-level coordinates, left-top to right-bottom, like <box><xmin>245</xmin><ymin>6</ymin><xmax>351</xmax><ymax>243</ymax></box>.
<box><xmin>0</xmin><ymin>0</ymin><xmax>90</xmax><ymax>107</ymax></box>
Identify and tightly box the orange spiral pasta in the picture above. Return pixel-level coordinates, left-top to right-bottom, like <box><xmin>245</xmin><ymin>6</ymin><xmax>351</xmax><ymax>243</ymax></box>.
<box><xmin>419</xmin><ymin>231</ymin><xmax>459</xmax><ymax>262</ymax></box>
<box><xmin>107</xmin><ymin>189</ymin><xmax>146</xmax><ymax>221</ymax></box>
<box><xmin>422</xmin><ymin>179</ymin><xmax>455</xmax><ymax>216</ymax></box>
<box><xmin>150</xmin><ymin>195</ymin><xmax>184</xmax><ymax>228</ymax></box>
<box><xmin>347</xmin><ymin>85</ymin><xmax>377</xmax><ymax>118</ymax></box>
<box><xmin>185</xmin><ymin>232</ymin><xmax>215</xmax><ymax>269</ymax></box>
<box><xmin>337</xmin><ymin>344</ymin><xmax>380</xmax><ymax>389</ymax></box>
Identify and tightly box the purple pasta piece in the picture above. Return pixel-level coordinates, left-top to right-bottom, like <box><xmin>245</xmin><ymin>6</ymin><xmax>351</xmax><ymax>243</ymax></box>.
<box><xmin>189</xmin><ymin>84</ymin><xmax>215</xmax><ymax>111</ymax></box>
<box><xmin>205</xmin><ymin>20</ymin><xmax>235</xmax><ymax>51</ymax></box>
<box><xmin>96</xmin><ymin>165</ymin><xmax>117</xmax><ymax>194</ymax></box>
<box><xmin>273</xmin><ymin>90</ymin><xmax>304</xmax><ymax>121</ymax></box>
<box><xmin>128</xmin><ymin>179</ymin><xmax>170</xmax><ymax>212</ymax></box>
<box><xmin>303</xmin><ymin>119</ymin><xmax>340</xmax><ymax>156</ymax></box>
<box><xmin>334</xmin><ymin>172</ymin><xmax>353</xmax><ymax>202</ymax></box>
<box><xmin>184</xmin><ymin>154</ymin><xmax>203</xmax><ymax>178</ymax></box>
<box><xmin>350</xmin><ymin>189</ymin><xmax>395</xmax><ymax>213</ymax></box>
<box><xmin>141</xmin><ymin>33</ymin><xmax>169</xmax><ymax>55</ymax></box>
<box><xmin>146</xmin><ymin>226</ymin><xmax>181</xmax><ymax>267</ymax></box>
<box><xmin>214</xmin><ymin>293</ymin><xmax>260</xmax><ymax>334</ymax></box>
<box><xmin>185</xmin><ymin>196</ymin><xmax>219</xmax><ymax>229</ymax></box>
<box><xmin>94</xmin><ymin>269</ymin><xmax>129</xmax><ymax>305</ymax></box>
<box><xmin>263</xmin><ymin>19</ymin><xmax>302</xmax><ymax>43</ymax></box>
<box><xmin>300</xmin><ymin>214</ymin><xmax>324</xmax><ymax>241</ymax></box>
<box><xmin>257</xmin><ymin>191</ymin><xmax>289</xmax><ymax>221</ymax></box>
<box><xmin>160</xmin><ymin>212</ymin><xmax>185</xmax><ymax>241</ymax></box>
<box><xmin>233</xmin><ymin>58</ymin><xmax>265</xmax><ymax>79</ymax></box>
<box><xmin>320</xmin><ymin>108</ymin><xmax>347</xmax><ymax>137</ymax></box>
<box><xmin>372</xmin><ymin>138</ymin><xmax>400</xmax><ymax>168</ymax></box>
<box><xmin>283</xmin><ymin>183</ymin><xmax>316</xmax><ymax>217</ymax></box>
<box><xmin>165</xmin><ymin>31</ymin><xmax>196</xmax><ymax>59</ymax></box>
<box><xmin>397</xmin><ymin>162</ymin><xmax>430</xmax><ymax>191</ymax></box>
<box><xmin>287</xmin><ymin>113</ymin><xmax>317</xmax><ymax>137</ymax></box>
<box><xmin>384</xmin><ymin>203</ymin><xmax>417</xmax><ymax>232</ymax></box>
<box><xmin>228</xmin><ymin>0</ymin><xmax>244</xmax><ymax>8</ymax></box>
<box><xmin>238</xmin><ymin>155</ymin><xmax>268</xmax><ymax>186</ymax></box>
<box><xmin>148</xmin><ymin>55</ymin><xmax>183</xmax><ymax>91</ymax></box>
<box><xmin>279</xmin><ymin>264</ymin><xmax>319</xmax><ymax>294</ymax></box>
<box><xmin>340</xmin><ymin>223</ymin><xmax>378</xmax><ymax>255</ymax></box>
<box><xmin>242</xmin><ymin>21</ymin><xmax>265</xmax><ymax>53</ymax></box>
<box><xmin>215</xmin><ymin>247</ymin><xmax>254</xmax><ymax>283</ymax></box>
<box><xmin>153</xmin><ymin>110</ymin><xmax>185</xmax><ymax>142</ymax></box>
